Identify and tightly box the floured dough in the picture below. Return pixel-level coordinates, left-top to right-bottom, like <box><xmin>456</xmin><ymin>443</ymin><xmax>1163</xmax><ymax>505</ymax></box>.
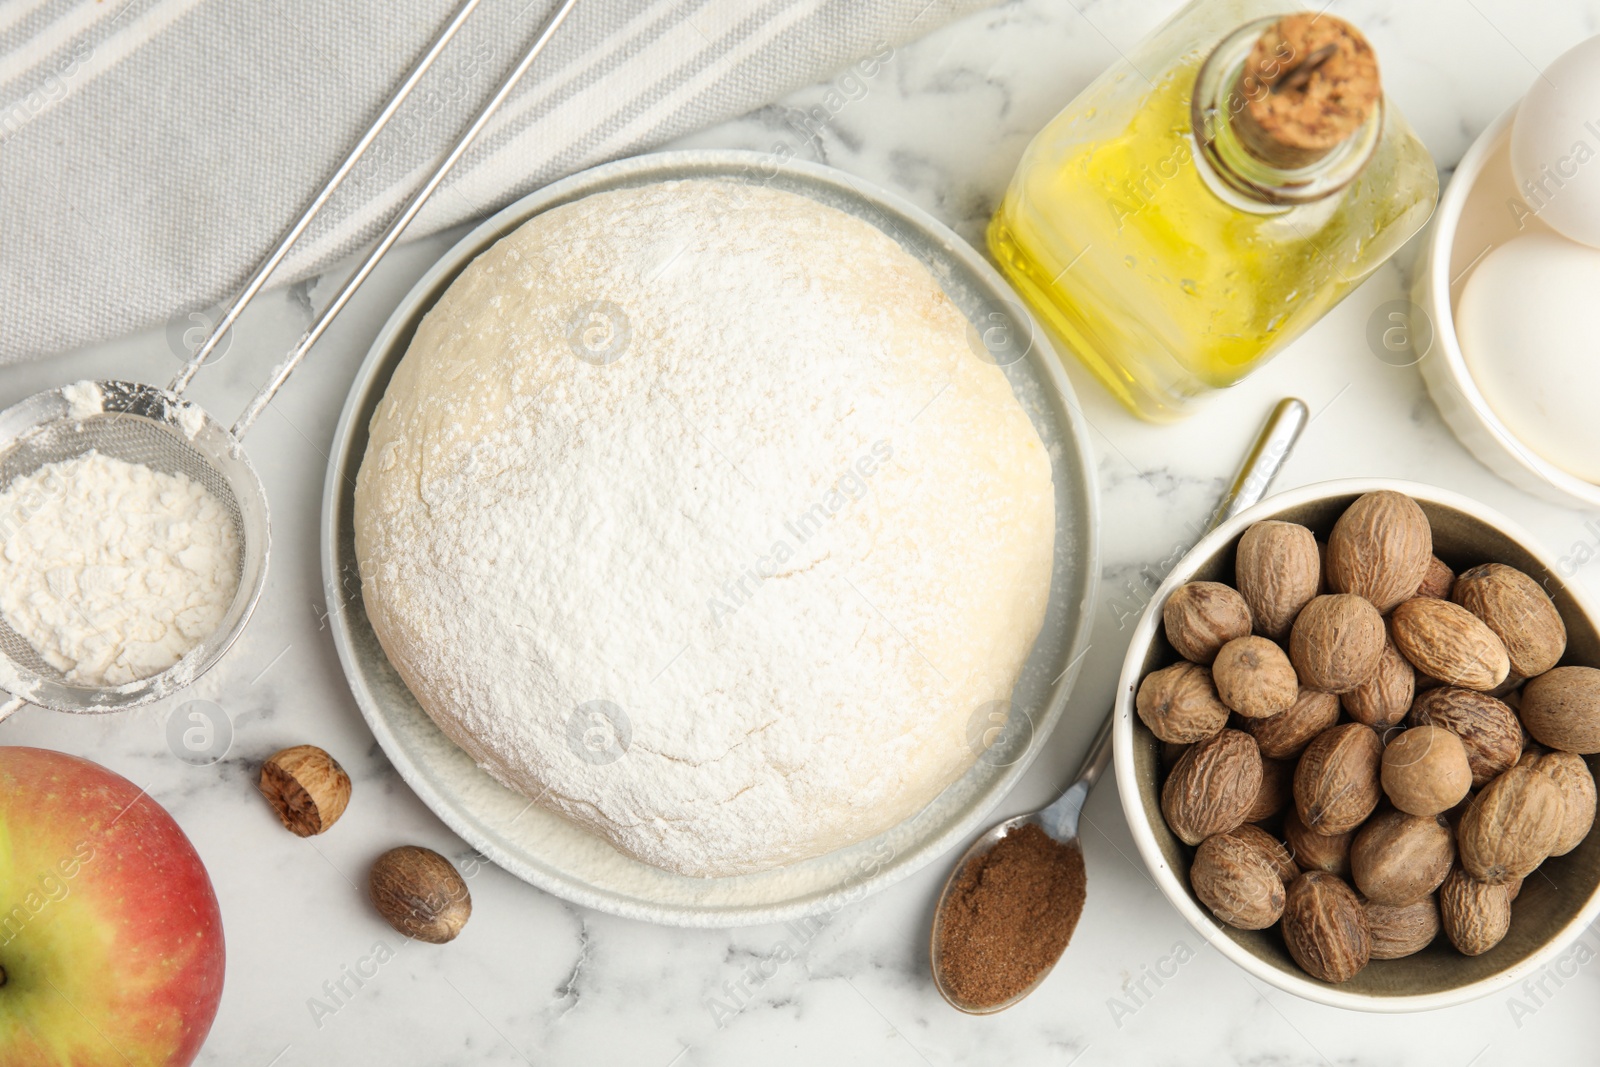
<box><xmin>354</xmin><ymin>179</ymin><xmax>1055</xmax><ymax>877</ymax></box>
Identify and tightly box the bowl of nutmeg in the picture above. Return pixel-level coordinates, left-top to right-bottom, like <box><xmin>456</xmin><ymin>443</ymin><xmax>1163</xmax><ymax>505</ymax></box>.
<box><xmin>1113</xmin><ymin>479</ymin><xmax>1600</xmax><ymax>1012</ymax></box>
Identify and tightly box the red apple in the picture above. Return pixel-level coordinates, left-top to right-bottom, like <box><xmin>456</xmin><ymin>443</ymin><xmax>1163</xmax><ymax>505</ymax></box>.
<box><xmin>0</xmin><ymin>747</ymin><xmax>224</xmax><ymax>1065</ymax></box>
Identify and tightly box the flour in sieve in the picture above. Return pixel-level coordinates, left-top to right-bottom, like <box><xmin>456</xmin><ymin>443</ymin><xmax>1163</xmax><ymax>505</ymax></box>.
<box><xmin>0</xmin><ymin>451</ymin><xmax>240</xmax><ymax>686</ymax></box>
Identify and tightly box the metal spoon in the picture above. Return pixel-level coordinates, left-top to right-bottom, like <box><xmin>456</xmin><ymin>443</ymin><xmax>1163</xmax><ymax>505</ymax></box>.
<box><xmin>929</xmin><ymin>396</ymin><xmax>1310</xmax><ymax>1014</ymax></box>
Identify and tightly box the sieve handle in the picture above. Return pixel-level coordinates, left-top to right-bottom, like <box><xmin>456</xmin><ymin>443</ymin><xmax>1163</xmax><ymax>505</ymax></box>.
<box><xmin>229</xmin><ymin>0</ymin><xmax>581</xmax><ymax>440</ymax></box>
<box><xmin>0</xmin><ymin>695</ymin><xmax>25</xmax><ymax>724</ymax></box>
<box><xmin>168</xmin><ymin>0</ymin><xmax>487</xmax><ymax>395</ymax></box>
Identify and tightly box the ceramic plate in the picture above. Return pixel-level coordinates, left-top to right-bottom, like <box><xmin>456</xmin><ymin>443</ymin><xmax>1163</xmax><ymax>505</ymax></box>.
<box><xmin>321</xmin><ymin>150</ymin><xmax>1098</xmax><ymax>926</ymax></box>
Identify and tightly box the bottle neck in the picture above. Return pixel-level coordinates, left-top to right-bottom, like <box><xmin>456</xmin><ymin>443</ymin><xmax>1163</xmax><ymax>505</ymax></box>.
<box><xmin>1190</xmin><ymin>18</ymin><xmax>1383</xmax><ymax>210</ymax></box>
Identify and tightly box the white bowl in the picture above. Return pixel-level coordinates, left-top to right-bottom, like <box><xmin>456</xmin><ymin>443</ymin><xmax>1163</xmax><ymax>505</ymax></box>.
<box><xmin>1414</xmin><ymin>106</ymin><xmax>1600</xmax><ymax>510</ymax></box>
<box><xmin>1113</xmin><ymin>478</ymin><xmax>1600</xmax><ymax>1012</ymax></box>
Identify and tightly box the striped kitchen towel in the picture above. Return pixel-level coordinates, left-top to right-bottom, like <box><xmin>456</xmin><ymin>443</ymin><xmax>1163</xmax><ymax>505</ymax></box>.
<box><xmin>0</xmin><ymin>0</ymin><xmax>994</xmax><ymax>363</ymax></box>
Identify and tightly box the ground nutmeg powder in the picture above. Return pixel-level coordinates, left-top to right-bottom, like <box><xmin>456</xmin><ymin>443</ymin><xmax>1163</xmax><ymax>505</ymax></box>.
<box><xmin>934</xmin><ymin>822</ymin><xmax>1088</xmax><ymax>1008</ymax></box>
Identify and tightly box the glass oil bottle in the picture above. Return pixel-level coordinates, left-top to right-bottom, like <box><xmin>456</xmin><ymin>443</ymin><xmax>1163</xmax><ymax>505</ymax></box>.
<box><xmin>989</xmin><ymin>2</ymin><xmax>1438</xmax><ymax>421</ymax></box>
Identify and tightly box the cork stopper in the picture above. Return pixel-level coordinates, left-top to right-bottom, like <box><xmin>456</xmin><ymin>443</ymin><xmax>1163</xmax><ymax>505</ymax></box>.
<box><xmin>1231</xmin><ymin>13</ymin><xmax>1381</xmax><ymax>170</ymax></box>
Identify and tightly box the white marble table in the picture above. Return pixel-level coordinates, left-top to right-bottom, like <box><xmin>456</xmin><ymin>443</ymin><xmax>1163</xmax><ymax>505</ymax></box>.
<box><xmin>10</xmin><ymin>0</ymin><xmax>1600</xmax><ymax>1062</ymax></box>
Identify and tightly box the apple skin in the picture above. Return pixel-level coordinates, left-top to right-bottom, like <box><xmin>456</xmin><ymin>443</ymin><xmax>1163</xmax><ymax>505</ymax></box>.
<box><xmin>0</xmin><ymin>746</ymin><xmax>225</xmax><ymax>1066</ymax></box>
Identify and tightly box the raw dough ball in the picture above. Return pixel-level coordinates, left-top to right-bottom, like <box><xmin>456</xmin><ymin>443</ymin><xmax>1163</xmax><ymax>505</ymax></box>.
<box><xmin>354</xmin><ymin>180</ymin><xmax>1056</xmax><ymax>877</ymax></box>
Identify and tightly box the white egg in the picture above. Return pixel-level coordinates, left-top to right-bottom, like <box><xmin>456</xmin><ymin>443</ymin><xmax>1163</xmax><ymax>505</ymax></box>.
<box><xmin>1456</xmin><ymin>231</ymin><xmax>1600</xmax><ymax>485</ymax></box>
<box><xmin>1511</xmin><ymin>34</ymin><xmax>1600</xmax><ymax>248</ymax></box>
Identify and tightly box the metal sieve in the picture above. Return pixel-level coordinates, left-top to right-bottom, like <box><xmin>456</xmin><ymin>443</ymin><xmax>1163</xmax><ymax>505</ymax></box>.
<box><xmin>0</xmin><ymin>0</ymin><xmax>578</xmax><ymax>720</ymax></box>
<box><xmin>0</xmin><ymin>382</ymin><xmax>268</xmax><ymax>715</ymax></box>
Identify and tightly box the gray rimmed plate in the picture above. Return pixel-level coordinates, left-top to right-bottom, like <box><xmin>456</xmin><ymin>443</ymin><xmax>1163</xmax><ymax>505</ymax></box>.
<box><xmin>321</xmin><ymin>150</ymin><xmax>1099</xmax><ymax>927</ymax></box>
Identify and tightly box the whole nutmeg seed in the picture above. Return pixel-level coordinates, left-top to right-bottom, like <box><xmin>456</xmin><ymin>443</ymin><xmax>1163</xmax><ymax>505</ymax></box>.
<box><xmin>1191</xmin><ymin>831</ymin><xmax>1287</xmax><ymax>930</ymax></box>
<box><xmin>1340</xmin><ymin>625</ymin><xmax>1415</xmax><ymax>729</ymax></box>
<box><xmin>1289</xmin><ymin>594</ymin><xmax>1385</xmax><ymax>694</ymax></box>
<box><xmin>1244</xmin><ymin>688</ymin><xmax>1340</xmax><ymax>759</ymax></box>
<box><xmin>1247</xmin><ymin>757</ymin><xmax>1295</xmax><ymax>823</ymax></box>
<box><xmin>1326</xmin><ymin>491</ymin><xmax>1433</xmax><ymax>614</ymax></box>
<box><xmin>1490</xmin><ymin>672</ymin><xmax>1527</xmax><ymax>698</ymax></box>
<box><xmin>1225</xmin><ymin>823</ymin><xmax>1298</xmax><ymax>883</ymax></box>
<box><xmin>1391</xmin><ymin>598</ymin><xmax>1510</xmax><ymax>692</ymax></box>
<box><xmin>1294</xmin><ymin>723</ymin><xmax>1383</xmax><ymax>836</ymax></box>
<box><xmin>1349</xmin><ymin>809</ymin><xmax>1454</xmax><ymax>905</ymax></box>
<box><xmin>1161</xmin><ymin>729</ymin><xmax>1263</xmax><ymax>846</ymax></box>
<box><xmin>1524</xmin><ymin>750</ymin><xmax>1597</xmax><ymax>857</ymax></box>
<box><xmin>1164</xmin><ymin>581</ymin><xmax>1253</xmax><ymax>665</ymax></box>
<box><xmin>1365</xmin><ymin>895</ymin><xmax>1440</xmax><ymax>960</ymax></box>
<box><xmin>1440</xmin><ymin>866</ymin><xmax>1511</xmax><ymax>956</ymax></box>
<box><xmin>369</xmin><ymin>845</ymin><xmax>472</xmax><ymax>944</ymax></box>
<box><xmin>1381</xmin><ymin>725</ymin><xmax>1472</xmax><ymax>816</ymax></box>
<box><xmin>259</xmin><ymin>745</ymin><xmax>352</xmax><ymax>837</ymax></box>
<box><xmin>1213</xmin><ymin>636</ymin><xmax>1299</xmax><ymax>718</ymax></box>
<box><xmin>1452</xmin><ymin>564</ymin><xmax>1566</xmax><ymax>679</ymax></box>
<box><xmin>1519</xmin><ymin>667</ymin><xmax>1600</xmax><ymax>754</ymax></box>
<box><xmin>1407</xmin><ymin>687</ymin><xmax>1523</xmax><ymax>788</ymax></box>
<box><xmin>1284</xmin><ymin>806</ymin><xmax>1353</xmax><ymax>877</ymax></box>
<box><xmin>1282</xmin><ymin>871</ymin><xmax>1371</xmax><ymax>984</ymax></box>
<box><xmin>1415</xmin><ymin>556</ymin><xmax>1456</xmax><ymax>600</ymax></box>
<box><xmin>1136</xmin><ymin>661</ymin><xmax>1231</xmax><ymax>744</ymax></box>
<box><xmin>1458</xmin><ymin>764</ymin><xmax>1563</xmax><ymax>885</ymax></box>
<box><xmin>1236</xmin><ymin>520</ymin><xmax>1321</xmax><ymax>641</ymax></box>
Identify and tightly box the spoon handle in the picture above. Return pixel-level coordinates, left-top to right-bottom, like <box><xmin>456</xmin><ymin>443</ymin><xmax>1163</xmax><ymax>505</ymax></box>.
<box><xmin>1038</xmin><ymin>397</ymin><xmax>1309</xmax><ymax>841</ymax></box>
<box><xmin>1038</xmin><ymin>710</ymin><xmax>1113</xmax><ymax>840</ymax></box>
<box><xmin>1214</xmin><ymin>397</ymin><xmax>1309</xmax><ymax>527</ymax></box>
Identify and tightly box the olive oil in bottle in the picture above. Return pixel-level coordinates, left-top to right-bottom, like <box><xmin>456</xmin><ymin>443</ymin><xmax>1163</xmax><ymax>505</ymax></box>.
<box><xmin>990</xmin><ymin>3</ymin><xmax>1438</xmax><ymax>421</ymax></box>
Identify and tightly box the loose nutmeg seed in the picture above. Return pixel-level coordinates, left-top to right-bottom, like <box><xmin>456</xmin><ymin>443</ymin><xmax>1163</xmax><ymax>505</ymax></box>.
<box><xmin>1391</xmin><ymin>597</ymin><xmax>1510</xmax><ymax>693</ymax></box>
<box><xmin>1294</xmin><ymin>723</ymin><xmax>1383</xmax><ymax>836</ymax></box>
<box><xmin>369</xmin><ymin>846</ymin><xmax>472</xmax><ymax>944</ymax></box>
<box><xmin>1191</xmin><ymin>830</ymin><xmax>1286</xmax><ymax>930</ymax></box>
<box><xmin>1407</xmin><ymin>688</ymin><xmax>1523</xmax><ymax>789</ymax></box>
<box><xmin>1340</xmin><ymin>625</ymin><xmax>1415</xmax><ymax>729</ymax></box>
<box><xmin>1289</xmin><ymin>594</ymin><xmax>1385</xmax><ymax>693</ymax></box>
<box><xmin>259</xmin><ymin>745</ymin><xmax>352</xmax><ymax>837</ymax></box>
<box><xmin>1246</xmin><ymin>756</ymin><xmax>1295</xmax><ymax>823</ymax></box>
<box><xmin>1225</xmin><ymin>823</ymin><xmax>1298</xmax><ymax>883</ymax></box>
<box><xmin>1136</xmin><ymin>661</ymin><xmax>1231</xmax><ymax>744</ymax></box>
<box><xmin>1282</xmin><ymin>871</ymin><xmax>1370</xmax><ymax>984</ymax></box>
<box><xmin>1213</xmin><ymin>635</ymin><xmax>1299</xmax><ymax>718</ymax></box>
<box><xmin>1381</xmin><ymin>725</ymin><xmax>1471</xmax><ymax>817</ymax></box>
<box><xmin>1452</xmin><ymin>564</ymin><xmax>1566</xmax><ymax>680</ymax></box>
<box><xmin>1440</xmin><ymin>866</ymin><xmax>1511</xmax><ymax>956</ymax></box>
<box><xmin>1244</xmin><ymin>688</ymin><xmax>1339</xmax><ymax>759</ymax></box>
<box><xmin>1163</xmin><ymin>581</ymin><xmax>1253</xmax><ymax>665</ymax></box>
<box><xmin>1236</xmin><ymin>520</ymin><xmax>1321</xmax><ymax>642</ymax></box>
<box><xmin>1326</xmin><ymin>490</ymin><xmax>1433</xmax><ymax>614</ymax></box>
<box><xmin>1365</xmin><ymin>895</ymin><xmax>1440</xmax><ymax>960</ymax></box>
<box><xmin>1415</xmin><ymin>556</ymin><xmax>1455</xmax><ymax>600</ymax></box>
<box><xmin>1161</xmin><ymin>729</ymin><xmax>1262</xmax><ymax>846</ymax></box>
<box><xmin>1519</xmin><ymin>667</ymin><xmax>1600</xmax><ymax>755</ymax></box>
<box><xmin>1349</xmin><ymin>809</ymin><xmax>1454</xmax><ymax>905</ymax></box>
<box><xmin>1457</xmin><ymin>764</ymin><xmax>1562</xmax><ymax>885</ymax></box>
<box><xmin>1524</xmin><ymin>750</ymin><xmax>1597</xmax><ymax>857</ymax></box>
<box><xmin>1284</xmin><ymin>806</ymin><xmax>1353</xmax><ymax>877</ymax></box>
